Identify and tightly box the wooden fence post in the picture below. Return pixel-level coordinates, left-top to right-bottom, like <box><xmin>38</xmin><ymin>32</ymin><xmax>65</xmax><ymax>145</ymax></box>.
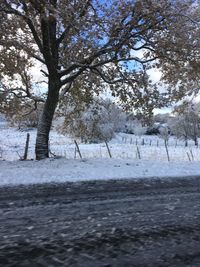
<box><xmin>136</xmin><ymin>146</ymin><xmax>141</xmax><ymax>159</ymax></box>
<box><xmin>164</xmin><ymin>140</ymin><xmax>170</xmax><ymax>162</ymax></box>
<box><xmin>23</xmin><ymin>133</ymin><xmax>30</xmax><ymax>160</ymax></box>
<box><xmin>105</xmin><ymin>142</ymin><xmax>112</xmax><ymax>158</ymax></box>
<box><xmin>187</xmin><ymin>152</ymin><xmax>191</xmax><ymax>161</ymax></box>
<box><xmin>74</xmin><ymin>140</ymin><xmax>82</xmax><ymax>159</ymax></box>
<box><xmin>190</xmin><ymin>149</ymin><xmax>194</xmax><ymax>161</ymax></box>
<box><xmin>141</xmin><ymin>138</ymin><xmax>145</xmax><ymax>145</ymax></box>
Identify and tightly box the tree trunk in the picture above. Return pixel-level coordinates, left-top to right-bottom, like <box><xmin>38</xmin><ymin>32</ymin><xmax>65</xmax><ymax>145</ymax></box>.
<box><xmin>35</xmin><ymin>78</ymin><xmax>60</xmax><ymax>160</ymax></box>
<box><xmin>194</xmin><ymin>136</ymin><xmax>198</xmax><ymax>147</ymax></box>
<box><xmin>185</xmin><ymin>138</ymin><xmax>188</xmax><ymax>147</ymax></box>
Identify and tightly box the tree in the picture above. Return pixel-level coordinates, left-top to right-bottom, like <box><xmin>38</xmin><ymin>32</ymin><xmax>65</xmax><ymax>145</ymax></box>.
<box><xmin>59</xmin><ymin>98</ymin><xmax>125</xmax><ymax>143</ymax></box>
<box><xmin>5</xmin><ymin>97</ymin><xmax>43</xmax><ymax>129</ymax></box>
<box><xmin>0</xmin><ymin>0</ymin><xmax>199</xmax><ymax>159</ymax></box>
<box><xmin>155</xmin><ymin>1</ymin><xmax>200</xmax><ymax>101</ymax></box>
<box><xmin>159</xmin><ymin>124</ymin><xmax>170</xmax><ymax>144</ymax></box>
<box><xmin>169</xmin><ymin>116</ymin><xmax>190</xmax><ymax>146</ymax></box>
<box><xmin>169</xmin><ymin>102</ymin><xmax>200</xmax><ymax>146</ymax></box>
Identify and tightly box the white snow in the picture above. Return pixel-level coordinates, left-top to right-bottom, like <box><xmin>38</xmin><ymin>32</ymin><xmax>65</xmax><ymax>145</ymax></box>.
<box><xmin>0</xmin><ymin>157</ymin><xmax>200</xmax><ymax>187</ymax></box>
<box><xmin>0</xmin><ymin>125</ymin><xmax>200</xmax><ymax>187</ymax></box>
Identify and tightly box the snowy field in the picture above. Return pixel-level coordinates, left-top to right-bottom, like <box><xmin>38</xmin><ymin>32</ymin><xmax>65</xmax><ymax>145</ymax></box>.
<box><xmin>0</xmin><ymin>126</ymin><xmax>200</xmax><ymax>162</ymax></box>
<box><xmin>0</xmin><ymin>122</ymin><xmax>200</xmax><ymax>187</ymax></box>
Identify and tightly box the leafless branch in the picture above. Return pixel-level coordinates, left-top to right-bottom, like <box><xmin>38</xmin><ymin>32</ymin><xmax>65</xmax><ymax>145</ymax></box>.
<box><xmin>40</xmin><ymin>69</ymin><xmax>49</xmax><ymax>77</ymax></box>
<box><xmin>60</xmin><ymin>82</ymin><xmax>73</xmax><ymax>97</ymax></box>
<box><xmin>91</xmin><ymin>68</ymin><xmax>124</xmax><ymax>85</ymax></box>
<box><xmin>61</xmin><ymin>66</ymin><xmax>88</xmax><ymax>86</ymax></box>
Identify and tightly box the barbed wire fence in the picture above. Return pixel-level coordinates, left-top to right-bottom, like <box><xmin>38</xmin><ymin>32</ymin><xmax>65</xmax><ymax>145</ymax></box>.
<box><xmin>0</xmin><ymin>131</ymin><xmax>200</xmax><ymax>162</ymax></box>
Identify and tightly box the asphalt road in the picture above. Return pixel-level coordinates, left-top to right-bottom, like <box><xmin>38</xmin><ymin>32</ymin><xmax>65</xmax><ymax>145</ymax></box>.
<box><xmin>0</xmin><ymin>176</ymin><xmax>200</xmax><ymax>267</ymax></box>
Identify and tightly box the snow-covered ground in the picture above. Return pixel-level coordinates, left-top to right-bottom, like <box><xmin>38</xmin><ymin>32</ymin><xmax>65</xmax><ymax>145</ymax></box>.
<box><xmin>1</xmin><ymin>127</ymin><xmax>200</xmax><ymax>162</ymax></box>
<box><xmin>0</xmin><ymin>125</ymin><xmax>200</xmax><ymax>187</ymax></box>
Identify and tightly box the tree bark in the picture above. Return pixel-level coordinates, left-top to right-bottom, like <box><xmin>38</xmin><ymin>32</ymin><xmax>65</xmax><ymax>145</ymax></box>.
<box><xmin>185</xmin><ymin>137</ymin><xmax>188</xmax><ymax>147</ymax></box>
<box><xmin>194</xmin><ymin>136</ymin><xmax>198</xmax><ymax>147</ymax></box>
<box><xmin>35</xmin><ymin>78</ymin><xmax>60</xmax><ymax>160</ymax></box>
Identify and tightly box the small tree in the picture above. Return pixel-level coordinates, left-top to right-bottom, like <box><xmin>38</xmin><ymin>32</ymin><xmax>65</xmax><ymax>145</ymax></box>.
<box><xmin>169</xmin><ymin>103</ymin><xmax>200</xmax><ymax>146</ymax></box>
<box><xmin>5</xmin><ymin>97</ymin><xmax>43</xmax><ymax>129</ymax></box>
<box><xmin>133</xmin><ymin>121</ymin><xmax>147</xmax><ymax>137</ymax></box>
<box><xmin>159</xmin><ymin>125</ymin><xmax>170</xmax><ymax>145</ymax></box>
<box><xmin>59</xmin><ymin>98</ymin><xmax>125</xmax><ymax>143</ymax></box>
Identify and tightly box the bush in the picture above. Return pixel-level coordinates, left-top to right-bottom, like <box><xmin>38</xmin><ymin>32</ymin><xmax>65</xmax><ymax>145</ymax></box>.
<box><xmin>59</xmin><ymin>98</ymin><xmax>126</xmax><ymax>143</ymax></box>
<box><xmin>5</xmin><ymin>98</ymin><xmax>43</xmax><ymax>130</ymax></box>
<box><xmin>146</xmin><ymin>126</ymin><xmax>160</xmax><ymax>135</ymax></box>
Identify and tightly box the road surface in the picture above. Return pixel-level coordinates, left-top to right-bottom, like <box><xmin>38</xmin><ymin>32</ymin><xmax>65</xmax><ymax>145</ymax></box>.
<box><xmin>0</xmin><ymin>176</ymin><xmax>200</xmax><ymax>266</ymax></box>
